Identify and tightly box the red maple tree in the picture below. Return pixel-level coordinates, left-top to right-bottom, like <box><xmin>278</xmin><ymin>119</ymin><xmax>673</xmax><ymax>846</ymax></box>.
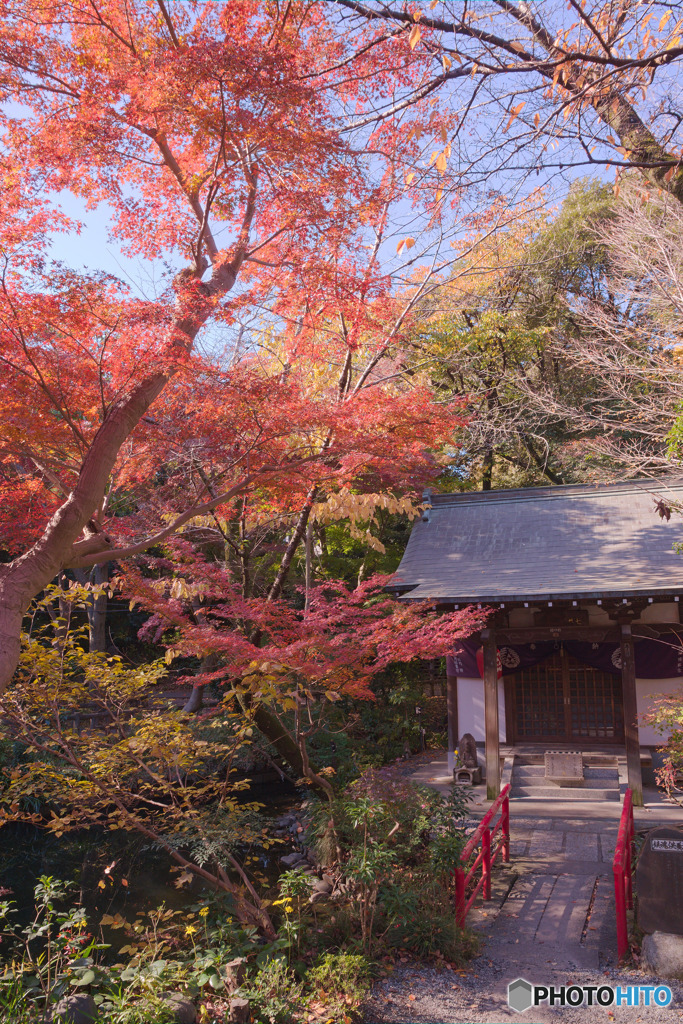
<box><xmin>0</xmin><ymin>1</ymin><xmax>477</xmax><ymax>687</ymax></box>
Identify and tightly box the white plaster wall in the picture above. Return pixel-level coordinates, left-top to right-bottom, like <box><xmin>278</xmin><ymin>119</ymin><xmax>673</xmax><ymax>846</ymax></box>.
<box><xmin>507</xmin><ymin>608</ymin><xmax>538</xmax><ymax>627</ymax></box>
<box><xmin>636</xmin><ymin>677</ymin><xmax>683</xmax><ymax>746</ymax></box>
<box><xmin>454</xmin><ymin>675</ymin><xmax>682</xmax><ymax>749</ymax></box>
<box><xmin>586</xmin><ymin>605</ymin><xmax>611</xmax><ymax>625</ymax></box>
<box><xmin>638</xmin><ymin>602</ymin><xmax>680</xmax><ymax>624</ymax></box>
<box><xmin>456</xmin><ymin>676</ymin><xmax>506</xmax><ymax>744</ymax></box>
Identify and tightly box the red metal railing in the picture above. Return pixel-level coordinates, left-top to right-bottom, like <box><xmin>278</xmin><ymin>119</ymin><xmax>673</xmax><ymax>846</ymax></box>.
<box><xmin>613</xmin><ymin>787</ymin><xmax>635</xmax><ymax>960</ymax></box>
<box><xmin>454</xmin><ymin>783</ymin><xmax>510</xmax><ymax>927</ymax></box>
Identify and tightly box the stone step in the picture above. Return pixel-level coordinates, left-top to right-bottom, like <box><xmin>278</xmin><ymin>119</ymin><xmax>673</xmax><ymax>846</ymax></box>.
<box><xmin>515</xmin><ymin>754</ymin><xmax>619</xmax><ymax>767</ymax></box>
<box><xmin>513</xmin><ymin>765</ymin><xmax>619</xmax><ymax>782</ymax></box>
<box><xmin>510</xmin><ymin>784</ymin><xmax>620</xmax><ymax>801</ymax></box>
<box><xmin>511</xmin><ymin>777</ymin><xmax>619</xmax><ymax>791</ymax></box>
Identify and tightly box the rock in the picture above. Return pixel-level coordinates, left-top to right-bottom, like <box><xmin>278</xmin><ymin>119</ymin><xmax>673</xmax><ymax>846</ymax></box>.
<box><xmin>322</xmin><ymin>872</ymin><xmax>335</xmax><ymax>885</ymax></box>
<box><xmin>159</xmin><ymin>992</ymin><xmax>197</xmax><ymax>1024</ymax></box>
<box><xmin>280</xmin><ymin>852</ymin><xmax>304</xmax><ymax>867</ymax></box>
<box><xmin>229</xmin><ymin>997</ymin><xmax>251</xmax><ymax>1023</ymax></box>
<box><xmin>642</xmin><ymin>932</ymin><xmax>683</xmax><ymax>979</ymax></box>
<box><xmin>224</xmin><ymin>957</ymin><xmax>247</xmax><ymax>993</ymax></box>
<box><xmin>306</xmin><ymin>850</ymin><xmax>317</xmax><ymax>865</ymax></box>
<box><xmin>312</xmin><ymin>878</ymin><xmax>332</xmax><ymax>894</ymax></box>
<box><xmin>309</xmin><ymin>891</ymin><xmax>328</xmax><ymax>904</ymax></box>
<box><xmin>51</xmin><ymin>994</ymin><xmax>98</xmax><ymax>1024</ymax></box>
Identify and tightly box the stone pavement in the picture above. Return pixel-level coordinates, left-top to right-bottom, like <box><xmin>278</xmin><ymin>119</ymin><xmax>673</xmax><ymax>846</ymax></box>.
<box><xmin>469</xmin><ymin>816</ymin><xmax>620</xmax><ymax>976</ymax></box>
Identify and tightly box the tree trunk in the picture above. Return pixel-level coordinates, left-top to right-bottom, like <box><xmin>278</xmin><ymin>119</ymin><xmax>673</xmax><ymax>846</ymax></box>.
<box><xmin>74</xmin><ymin>562</ymin><xmax>109</xmax><ymax>653</ymax></box>
<box><xmin>0</xmin><ymin>234</ymin><xmax>253</xmax><ymax>691</ymax></box>
<box><xmin>0</xmin><ymin>371</ymin><xmax>170</xmax><ymax>689</ymax></box>
<box><xmin>182</xmin><ymin>685</ymin><xmax>205</xmax><ymax>714</ymax></box>
<box><xmin>482</xmin><ymin>449</ymin><xmax>493</xmax><ymax>491</ymax></box>
<box><xmin>89</xmin><ymin>562</ymin><xmax>109</xmax><ymax>653</ymax></box>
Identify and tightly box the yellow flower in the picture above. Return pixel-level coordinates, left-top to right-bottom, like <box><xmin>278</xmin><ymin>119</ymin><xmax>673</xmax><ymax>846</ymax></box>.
<box><xmin>185</xmin><ymin>925</ymin><xmax>197</xmax><ymax>936</ymax></box>
<box><xmin>199</xmin><ymin>907</ymin><xmax>209</xmax><ymax>918</ymax></box>
<box><xmin>285</xmin><ymin>904</ymin><xmax>294</xmax><ymax>914</ymax></box>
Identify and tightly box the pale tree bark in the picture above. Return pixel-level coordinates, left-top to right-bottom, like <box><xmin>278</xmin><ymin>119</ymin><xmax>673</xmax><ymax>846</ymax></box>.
<box><xmin>73</xmin><ymin>562</ymin><xmax>109</xmax><ymax>654</ymax></box>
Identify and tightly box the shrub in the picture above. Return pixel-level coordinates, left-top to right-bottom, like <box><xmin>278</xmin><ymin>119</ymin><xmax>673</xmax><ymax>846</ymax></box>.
<box><xmin>642</xmin><ymin>691</ymin><xmax>683</xmax><ymax>799</ymax></box>
<box><xmin>243</xmin><ymin>957</ymin><xmax>304</xmax><ymax>1024</ymax></box>
<box><xmin>308</xmin><ymin>952</ymin><xmax>372</xmax><ymax>1017</ymax></box>
<box><xmin>306</xmin><ymin>772</ymin><xmax>471</xmax><ymax>954</ymax></box>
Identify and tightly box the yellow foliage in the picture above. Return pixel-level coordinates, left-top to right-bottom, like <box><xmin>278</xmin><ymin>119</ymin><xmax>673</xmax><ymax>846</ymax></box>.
<box><xmin>311</xmin><ymin>487</ymin><xmax>422</xmax><ymax>554</ymax></box>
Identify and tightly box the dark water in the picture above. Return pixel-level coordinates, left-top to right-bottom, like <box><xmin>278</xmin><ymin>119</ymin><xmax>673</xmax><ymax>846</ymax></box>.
<box><xmin>0</xmin><ymin>781</ymin><xmax>298</xmax><ymax>957</ymax></box>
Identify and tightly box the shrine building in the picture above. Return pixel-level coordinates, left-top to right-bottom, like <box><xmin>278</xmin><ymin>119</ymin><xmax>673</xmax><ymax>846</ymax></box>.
<box><xmin>388</xmin><ymin>478</ymin><xmax>683</xmax><ymax>806</ymax></box>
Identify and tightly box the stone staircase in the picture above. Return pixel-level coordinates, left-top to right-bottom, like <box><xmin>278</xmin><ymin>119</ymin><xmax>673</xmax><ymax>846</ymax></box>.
<box><xmin>509</xmin><ymin>752</ymin><xmax>622</xmax><ymax>801</ymax></box>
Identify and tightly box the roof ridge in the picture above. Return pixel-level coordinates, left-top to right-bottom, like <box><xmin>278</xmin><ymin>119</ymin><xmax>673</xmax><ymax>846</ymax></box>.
<box><xmin>426</xmin><ymin>477</ymin><xmax>683</xmax><ymax>506</ymax></box>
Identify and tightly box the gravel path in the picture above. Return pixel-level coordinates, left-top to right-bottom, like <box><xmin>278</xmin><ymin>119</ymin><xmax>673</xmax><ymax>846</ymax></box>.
<box><xmin>360</xmin><ymin>960</ymin><xmax>683</xmax><ymax>1022</ymax></box>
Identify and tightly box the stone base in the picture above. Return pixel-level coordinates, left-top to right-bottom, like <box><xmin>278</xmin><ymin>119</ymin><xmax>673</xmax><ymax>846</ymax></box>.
<box><xmin>641</xmin><ymin>931</ymin><xmax>683</xmax><ymax>980</ymax></box>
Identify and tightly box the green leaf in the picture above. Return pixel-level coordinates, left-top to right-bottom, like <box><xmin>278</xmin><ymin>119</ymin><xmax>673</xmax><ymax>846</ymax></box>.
<box><xmin>208</xmin><ymin>974</ymin><xmax>224</xmax><ymax>991</ymax></box>
<box><xmin>71</xmin><ymin>969</ymin><xmax>96</xmax><ymax>986</ymax></box>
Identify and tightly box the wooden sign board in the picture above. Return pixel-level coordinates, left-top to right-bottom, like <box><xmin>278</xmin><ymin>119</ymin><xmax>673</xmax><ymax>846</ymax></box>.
<box><xmin>545</xmin><ymin>750</ymin><xmax>584</xmax><ymax>787</ymax></box>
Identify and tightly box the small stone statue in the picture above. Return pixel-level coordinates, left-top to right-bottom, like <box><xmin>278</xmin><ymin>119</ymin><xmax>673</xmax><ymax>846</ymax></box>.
<box><xmin>459</xmin><ymin>732</ymin><xmax>478</xmax><ymax>769</ymax></box>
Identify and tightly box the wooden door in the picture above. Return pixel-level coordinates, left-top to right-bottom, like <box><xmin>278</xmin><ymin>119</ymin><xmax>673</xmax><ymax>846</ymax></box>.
<box><xmin>567</xmin><ymin>656</ymin><xmax>624</xmax><ymax>742</ymax></box>
<box><xmin>508</xmin><ymin>649</ymin><xmax>624</xmax><ymax>744</ymax></box>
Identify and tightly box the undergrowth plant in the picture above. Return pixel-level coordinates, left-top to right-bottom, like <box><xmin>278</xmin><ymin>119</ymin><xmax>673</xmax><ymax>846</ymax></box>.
<box><xmin>307</xmin><ymin>770</ymin><xmax>475</xmax><ymax>959</ymax></box>
<box><xmin>0</xmin><ymin>614</ymin><xmax>277</xmax><ymax>938</ymax></box>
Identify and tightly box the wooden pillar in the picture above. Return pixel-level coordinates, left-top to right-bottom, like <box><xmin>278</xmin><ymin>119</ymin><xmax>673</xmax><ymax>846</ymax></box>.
<box><xmin>482</xmin><ymin>629</ymin><xmax>500</xmax><ymax>800</ymax></box>
<box><xmin>620</xmin><ymin>624</ymin><xmax>643</xmax><ymax>807</ymax></box>
<box><xmin>446</xmin><ymin>672</ymin><xmax>458</xmax><ymax>776</ymax></box>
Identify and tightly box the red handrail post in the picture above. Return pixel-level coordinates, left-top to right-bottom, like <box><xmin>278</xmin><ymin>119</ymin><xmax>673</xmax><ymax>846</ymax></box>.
<box><xmin>482</xmin><ymin>826</ymin><xmax>491</xmax><ymax>900</ymax></box>
<box><xmin>501</xmin><ymin>789</ymin><xmax>510</xmax><ymax>863</ymax></box>
<box><xmin>614</xmin><ymin>866</ymin><xmax>628</xmax><ymax>960</ymax></box>
<box><xmin>454</xmin><ymin>783</ymin><xmax>510</xmax><ymax>928</ymax></box>
<box><xmin>626</xmin><ymin>796</ymin><xmax>634</xmax><ymax>909</ymax></box>
<box><xmin>613</xmin><ymin>788</ymin><xmax>635</xmax><ymax>961</ymax></box>
<box><xmin>454</xmin><ymin>867</ymin><xmax>466</xmax><ymax>928</ymax></box>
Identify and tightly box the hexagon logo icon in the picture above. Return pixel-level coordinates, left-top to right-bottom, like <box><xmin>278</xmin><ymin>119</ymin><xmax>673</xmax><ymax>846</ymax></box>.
<box><xmin>508</xmin><ymin>977</ymin><xmax>534</xmax><ymax>1013</ymax></box>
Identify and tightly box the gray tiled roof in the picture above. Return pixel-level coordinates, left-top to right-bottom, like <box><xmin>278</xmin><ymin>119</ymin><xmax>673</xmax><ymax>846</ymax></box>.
<box><xmin>389</xmin><ymin>479</ymin><xmax>683</xmax><ymax>603</ymax></box>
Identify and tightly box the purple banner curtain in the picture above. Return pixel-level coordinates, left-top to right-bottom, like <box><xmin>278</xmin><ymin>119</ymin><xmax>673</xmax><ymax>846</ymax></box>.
<box><xmin>449</xmin><ymin>633</ymin><xmax>683</xmax><ymax>680</ymax></box>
